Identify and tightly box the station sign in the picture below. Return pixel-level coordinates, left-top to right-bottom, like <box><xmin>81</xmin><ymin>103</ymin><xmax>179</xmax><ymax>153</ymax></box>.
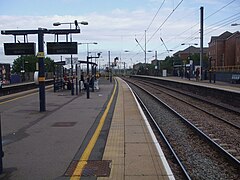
<box><xmin>4</xmin><ymin>43</ymin><xmax>36</xmax><ymax>55</ymax></box>
<box><xmin>47</xmin><ymin>42</ymin><xmax>78</xmax><ymax>54</ymax></box>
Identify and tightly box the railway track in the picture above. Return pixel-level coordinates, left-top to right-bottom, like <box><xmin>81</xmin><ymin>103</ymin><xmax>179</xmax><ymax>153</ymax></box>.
<box><xmin>127</xmin><ymin>78</ymin><xmax>240</xmax><ymax>160</ymax></box>
<box><xmin>0</xmin><ymin>79</ymin><xmax>53</xmax><ymax>96</ymax></box>
<box><xmin>125</xmin><ymin>78</ymin><xmax>240</xmax><ymax>179</ymax></box>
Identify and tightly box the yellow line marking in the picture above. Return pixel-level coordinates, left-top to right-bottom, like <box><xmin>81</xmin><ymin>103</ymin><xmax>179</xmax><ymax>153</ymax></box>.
<box><xmin>0</xmin><ymin>86</ymin><xmax>52</xmax><ymax>105</ymax></box>
<box><xmin>70</xmin><ymin>80</ymin><xmax>117</xmax><ymax>180</ymax></box>
<box><xmin>0</xmin><ymin>92</ymin><xmax>38</xmax><ymax>105</ymax></box>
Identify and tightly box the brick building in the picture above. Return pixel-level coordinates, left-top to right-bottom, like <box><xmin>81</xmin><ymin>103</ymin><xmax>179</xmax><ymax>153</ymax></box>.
<box><xmin>173</xmin><ymin>46</ymin><xmax>208</xmax><ymax>62</ymax></box>
<box><xmin>236</xmin><ymin>36</ymin><xmax>240</xmax><ymax>66</ymax></box>
<box><xmin>208</xmin><ymin>31</ymin><xmax>240</xmax><ymax>67</ymax></box>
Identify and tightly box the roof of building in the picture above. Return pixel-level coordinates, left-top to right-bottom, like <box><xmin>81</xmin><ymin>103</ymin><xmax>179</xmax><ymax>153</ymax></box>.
<box><xmin>209</xmin><ymin>31</ymin><xmax>233</xmax><ymax>44</ymax></box>
<box><xmin>227</xmin><ymin>31</ymin><xmax>240</xmax><ymax>40</ymax></box>
<box><xmin>218</xmin><ymin>31</ymin><xmax>233</xmax><ymax>39</ymax></box>
<box><xmin>173</xmin><ymin>46</ymin><xmax>208</xmax><ymax>56</ymax></box>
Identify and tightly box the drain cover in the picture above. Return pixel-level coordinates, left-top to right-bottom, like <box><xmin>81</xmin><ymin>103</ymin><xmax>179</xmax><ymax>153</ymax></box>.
<box><xmin>52</xmin><ymin>122</ymin><xmax>76</xmax><ymax>127</ymax></box>
<box><xmin>65</xmin><ymin>160</ymin><xmax>111</xmax><ymax>177</ymax></box>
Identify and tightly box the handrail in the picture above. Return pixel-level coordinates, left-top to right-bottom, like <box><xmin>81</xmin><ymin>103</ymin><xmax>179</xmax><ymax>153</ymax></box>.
<box><xmin>211</xmin><ymin>65</ymin><xmax>240</xmax><ymax>72</ymax></box>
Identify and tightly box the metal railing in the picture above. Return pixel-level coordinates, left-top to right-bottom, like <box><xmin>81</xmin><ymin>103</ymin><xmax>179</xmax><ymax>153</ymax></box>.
<box><xmin>212</xmin><ymin>65</ymin><xmax>240</xmax><ymax>72</ymax></box>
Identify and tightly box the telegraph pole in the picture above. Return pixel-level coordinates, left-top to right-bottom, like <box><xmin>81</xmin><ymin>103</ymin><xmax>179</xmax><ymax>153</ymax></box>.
<box><xmin>200</xmin><ymin>6</ymin><xmax>204</xmax><ymax>80</ymax></box>
<box><xmin>144</xmin><ymin>30</ymin><xmax>147</xmax><ymax>65</ymax></box>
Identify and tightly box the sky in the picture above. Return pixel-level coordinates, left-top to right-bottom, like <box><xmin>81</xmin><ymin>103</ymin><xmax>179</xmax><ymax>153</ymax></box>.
<box><xmin>0</xmin><ymin>0</ymin><xmax>240</xmax><ymax>68</ymax></box>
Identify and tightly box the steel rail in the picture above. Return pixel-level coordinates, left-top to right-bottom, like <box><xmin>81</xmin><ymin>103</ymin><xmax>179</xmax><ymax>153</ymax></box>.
<box><xmin>138</xmin><ymin>80</ymin><xmax>240</xmax><ymax>130</ymax></box>
<box><xmin>133</xmin><ymin>89</ymin><xmax>191</xmax><ymax>180</ymax></box>
<box><xmin>140</xmin><ymin>79</ymin><xmax>240</xmax><ymax>116</ymax></box>
<box><xmin>0</xmin><ymin>79</ymin><xmax>53</xmax><ymax>96</ymax></box>
<box><xmin>127</xmin><ymin>80</ymin><xmax>240</xmax><ymax>168</ymax></box>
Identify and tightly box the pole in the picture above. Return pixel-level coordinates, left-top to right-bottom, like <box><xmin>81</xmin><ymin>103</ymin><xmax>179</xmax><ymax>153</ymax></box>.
<box><xmin>75</xmin><ymin>64</ymin><xmax>78</xmax><ymax>95</ymax></box>
<box><xmin>38</xmin><ymin>28</ymin><xmax>46</xmax><ymax>112</ymax></box>
<box><xmin>0</xmin><ymin>114</ymin><xmax>4</xmax><ymax>174</ymax></box>
<box><xmin>71</xmin><ymin>55</ymin><xmax>74</xmax><ymax>95</ymax></box>
<box><xmin>86</xmin><ymin>56</ymin><xmax>90</xmax><ymax>99</ymax></box>
<box><xmin>144</xmin><ymin>30</ymin><xmax>147</xmax><ymax>65</ymax></box>
<box><xmin>200</xmin><ymin>6</ymin><xmax>204</xmax><ymax>80</ymax></box>
<box><xmin>108</xmin><ymin>51</ymin><xmax>112</xmax><ymax>83</ymax></box>
<box><xmin>70</xmin><ymin>24</ymin><xmax>74</xmax><ymax>95</ymax></box>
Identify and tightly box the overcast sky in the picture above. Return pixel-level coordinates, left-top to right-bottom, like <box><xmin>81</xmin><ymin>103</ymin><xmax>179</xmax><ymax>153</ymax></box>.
<box><xmin>0</xmin><ymin>0</ymin><xmax>240</xmax><ymax>67</ymax></box>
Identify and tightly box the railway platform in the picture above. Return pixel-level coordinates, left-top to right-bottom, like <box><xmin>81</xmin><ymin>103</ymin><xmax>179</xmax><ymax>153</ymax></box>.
<box><xmin>98</xmin><ymin>78</ymin><xmax>173</xmax><ymax>180</ymax></box>
<box><xmin>135</xmin><ymin>75</ymin><xmax>240</xmax><ymax>93</ymax></box>
<box><xmin>0</xmin><ymin>77</ymin><xmax>173</xmax><ymax>180</ymax></box>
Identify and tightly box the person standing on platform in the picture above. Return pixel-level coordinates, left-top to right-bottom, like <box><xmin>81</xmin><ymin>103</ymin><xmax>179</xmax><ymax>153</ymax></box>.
<box><xmin>196</xmin><ymin>67</ymin><xmax>200</xmax><ymax>82</ymax></box>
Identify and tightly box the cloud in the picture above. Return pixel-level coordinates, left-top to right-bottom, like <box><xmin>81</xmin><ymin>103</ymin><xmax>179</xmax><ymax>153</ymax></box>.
<box><xmin>0</xmin><ymin>9</ymin><xmax>198</xmax><ymax>64</ymax></box>
<box><xmin>0</xmin><ymin>2</ymin><xmax>237</xmax><ymax>65</ymax></box>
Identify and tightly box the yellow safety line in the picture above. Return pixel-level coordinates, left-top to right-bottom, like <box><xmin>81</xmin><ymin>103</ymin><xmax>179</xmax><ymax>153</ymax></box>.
<box><xmin>70</xmin><ymin>80</ymin><xmax>117</xmax><ymax>180</ymax></box>
<box><xmin>0</xmin><ymin>86</ymin><xmax>52</xmax><ymax>105</ymax></box>
<box><xmin>0</xmin><ymin>92</ymin><xmax>38</xmax><ymax>105</ymax></box>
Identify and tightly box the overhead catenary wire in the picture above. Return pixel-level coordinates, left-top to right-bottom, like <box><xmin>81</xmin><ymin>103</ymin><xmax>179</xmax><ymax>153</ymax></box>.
<box><xmin>204</xmin><ymin>16</ymin><xmax>240</xmax><ymax>36</ymax></box>
<box><xmin>147</xmin><ymin>0</ymin><xmax>184</xmax><ymax>43</ymax></box>
<box><xmin>179</xmin><ymin>12</ymin><xmax>240</xmax><ymax>45</ymax></box>
<box><xmin>205</xmin><ymin>12</ymin><xmax>240</xmax><ymax>33</ymax></box>
<box><xmin>130</xmin><ymin>0</ymin><xmax>239</xmax><ymax>62</ymax></box>
<box><xmin>205</xmin><ymin>0</ymin><xmax>237</xmax><ymax>20</ymax></box>
<box><xmin>146</xmin><ymin>0</ymin><xmax>166</xmax><ymax>32</ymax></box>
<box><xmin>135</xmin><ymin>0</ymin><xmax>166</xmax><ymax>45</ymax></box>
<box><xmin>130</xmin><ymin>0</ymin><xmax>184</xmax><ymax>60</ymax></box>
<box><xmin>166</xmin><ymin>0</ymin><xmax>239</xmax><ymax>53</ymax></box>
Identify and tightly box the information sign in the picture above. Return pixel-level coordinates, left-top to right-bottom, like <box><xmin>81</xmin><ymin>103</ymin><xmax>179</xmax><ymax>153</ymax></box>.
<box><xmin>4</xmin><ymin>43</ymin><xmax>36</xmax><ymax>55</ymax></box>
<box><xmin>47</xmin><ymin>42</ymin><xmax>78</xmax><ymax>54</ymax></box>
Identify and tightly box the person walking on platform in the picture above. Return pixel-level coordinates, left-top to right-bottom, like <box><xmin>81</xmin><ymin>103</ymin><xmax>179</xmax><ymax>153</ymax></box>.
<box><xmin>80</xmin><ymin>71</ymin><xmax>85</xmax><ymax>90</ymax></box>
<box><xmin>187</xmin><ymin>70</ymin><xmax>190</xmax><ymax>80</ymax></box>
<box><xmin>196</xmin><ymin>67</ymin><xmax>200</xmax><ymax>81</ymax></box>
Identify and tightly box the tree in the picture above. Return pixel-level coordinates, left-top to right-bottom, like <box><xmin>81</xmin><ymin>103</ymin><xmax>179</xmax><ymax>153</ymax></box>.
<box><xmin>161</xmin><ymin>56</ymin><xmax>174</xmax><ymax>73</ymax></box>
<box><xmin>12</xmin><ymin>55</ymin><xmax>55</xmax><ymax>74</ymax></box>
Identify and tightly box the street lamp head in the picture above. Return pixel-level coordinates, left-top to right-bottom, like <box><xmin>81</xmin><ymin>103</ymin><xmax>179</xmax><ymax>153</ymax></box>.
<box><xmin>75</xmin><ymin>20</ymin><xmax>88</xmax><ymax>29</ymax></box>
<box><xmin>231</xmin><ymin>23</ymin><xmax>239</xmax><ymax>26</ymax></box>
<box><xmin>53</xmin><ymin>22</ymin><xmax>61</xmax><ymax>26</ymax></box>
<box><xmin>181</xmin><ymin>43</ymin><xmax>198</xmax><ymax>46</ymax></box>
<box><xmin>53</xmin><ymin>21</ymin><xmax>88</xmax><ymax>27</ymax></box>
<box><xmin>80</xmin><ymin>21</ymin><xmax>88</xmax><ymax>25</ymax></box>
<box><xmin>78</xmin><ymin>42</ymin><xmax>98</xmax><ymax>45</ymax></box>
<box><xmin>97</xmin><ymin>52</ymin><xmax>102</xmax><ymax>57</ymax></box>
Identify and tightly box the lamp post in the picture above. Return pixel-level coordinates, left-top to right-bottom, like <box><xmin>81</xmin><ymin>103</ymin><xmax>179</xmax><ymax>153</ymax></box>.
<box><xmin>78</xmin><ymin>42</ymin><xmax>98</xmax><ymax>91</ymax></box>
<box><xmin>135</xmin><ymin>30</ymin><xmax>147</xmax><ymax>65</ymax></box>
<box><xmin>78</xmin><ymin>42</ymin><xmax>98</xmax><ymax>57</ymax></box>
<box><xmin>53</xmin><ymin>20</ymin><xmax>88</xmax><ymax>95</ymax></box>
<box><xmin>78</xmin><ymin>42</ymin><xmax>99</xmax><ymax>98</ymax></box>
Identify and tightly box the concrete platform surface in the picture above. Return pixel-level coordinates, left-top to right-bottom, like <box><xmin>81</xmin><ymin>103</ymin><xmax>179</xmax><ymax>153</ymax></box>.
<box><xmin>0</xmin><ymin>78</ymin><xmax>114</xmax><ymax>180</ymax></box>
<box><xmin>98</xmin><ymin>78</ymin><xmax>174</xmax><ymax>180</ymax></box>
